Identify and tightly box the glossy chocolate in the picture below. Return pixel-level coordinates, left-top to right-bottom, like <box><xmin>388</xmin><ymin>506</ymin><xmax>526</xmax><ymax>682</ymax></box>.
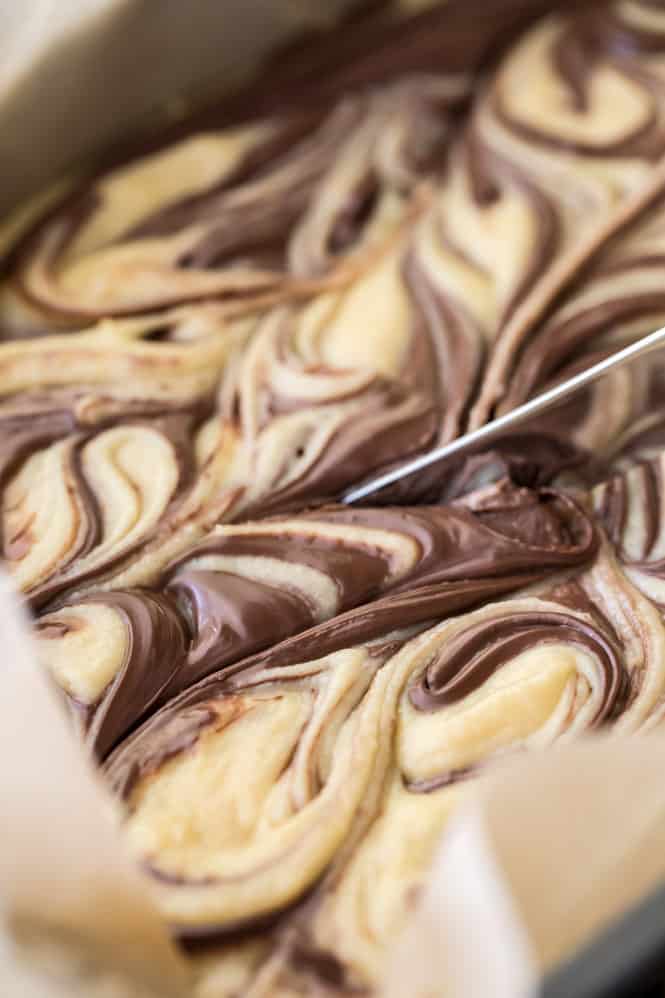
<box><xmin>5</xmin><ymin>2</ymin><xmax>665</xmax><ymax>996</ymax></box>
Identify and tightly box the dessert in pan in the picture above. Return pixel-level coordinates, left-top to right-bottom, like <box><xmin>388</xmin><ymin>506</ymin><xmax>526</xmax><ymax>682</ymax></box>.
<box><xmin>4</xmin><ymin>0</ymin><xmax>665</xmax><ymax>994</ymax></box>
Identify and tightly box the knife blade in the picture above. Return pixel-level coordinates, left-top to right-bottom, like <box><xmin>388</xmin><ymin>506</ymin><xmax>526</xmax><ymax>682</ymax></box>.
<box><xmin>342</xmin><ymin>322</ymin><xmax>665</xmax><ymax>506</ymax></box>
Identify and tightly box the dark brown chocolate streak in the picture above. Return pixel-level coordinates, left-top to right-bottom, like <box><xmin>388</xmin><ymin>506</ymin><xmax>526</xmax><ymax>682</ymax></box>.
<box><xmin>552</xmin><ymin>5</ymin><xmax>665</xmax><ymax>122</ymax></box>
<box><xmin>242</xmin><ymin>383</ymin><xmax>439</xmax><ymax>519</ymax></box>
<box><xmin>23</xmin><ymin>402</ymin><xmax>211</xmax><ymax>611</ymax></box>
<box><xmin>601</xmin><ymin>409</ymin><xmax>665</xmax><ymax>474</ymax></box>
<box><xmin>163</xmin><ymin>569</ymin><xmax>320</xmax><ymax>698</ymax></box>
<box><xmin>596</xmin><ymin>472</ymin><xmax>628</xmax><ymax>550</ymax></box>
<box><xmin>0</xmin><ymin>406</ymin><xmax>78</xmax><ymax>554</ymax></box>
<box><xmin>68</xmin><ymin>439</ymin><xmax>103</xmax><ymax>561</ymax></box>
<box><xmin>402</xmin><ymin>249</ymin><xmax>485</xmax><ymax>445</ymax></box>
<box><xmin>408</xmin><ymin>610</ymin><xmax>622</xmax><ymax>722</ymax></box>
<box><xmin>9</xmin><ymin>195</ymin><xmax>106</xmax><ymax>328</ymax></box>
<box><xmin>88</xmin><ymin>591</ymin><xmax>189</xmax><ymax>759</ymax></box>
<box><xmin>465</xmin><ymin>127</ymin><xmax>561</xmax><ymax>323</ymax></box>
<box><xmin>106</xmin><ymin>703</ymin><xmax>217</xmax><ymax>800</ymax></box>
<box><xmin>328</xmin><ymin>170</ymin><xmax>381</xmax><ymax>258</ymax></box>
<box><xmin>631</xmin><ymin>461</ymin><xmax>660</xmax><ymax>563</ymax></box>
<box><xmin>105</xmin><ymin>540</ymin><xmax>597</xmax><ymax>805</ymax></box>
<box><xmin>286</xmin><ymin>939</ymin><xmax>365</xmax><ymax>996</ymax></box>
<box><xmin>2</xmin><ymin>430</ymin><xmax>101</xmax><ymax>571</ymax></box>
<box><xmin>597</xmin><ymin>460</ymin><xmax>665</xmax><ymax>575</ymax></box>
<box><xmin>35</xmin><ymin>590</ymin><xmax>190</xmax><ymax>758</ymax></box>
<box><xmin>129</xmin><ymin>112</ymin><xmax>327</xmax><ymax>243</ymax></box>
<box><xmin>159</xmin><ymin>487</ymin><xmax>595</xmax><ymax>694</ymax></box>
<box><xmin>3</xmin><ymin>0</ymin><xmax>594</xmax><ymax>320</ymax></box>
<box><xmin>403</xmin><ymin>764</ymin><xmax>477</xmax><ymax>794</ymax></box>
<box><xmin>495</xmin><ymin>6</ymin><xmax>665</xmax><ymax>159</ymax></box>
<box><xmin>505</xmin><ymin>291</ymin><xmax>665</xmax><ymax>410</ymax></box>
<box><xmin>545</xmin><ymin>581</ymin><xmax>627</xmax><ymax>710</ymax></box>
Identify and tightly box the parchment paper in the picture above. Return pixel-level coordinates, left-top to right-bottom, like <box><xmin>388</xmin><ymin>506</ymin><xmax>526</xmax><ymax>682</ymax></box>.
<box><xmin>0</xmin><ymin>575</ymin><xmax>190</xmax><ymax>997</ymax></box>
<box><xmin>386</xmin><ymin>737</ymin><xmax>665</xmax><ymax>997</ymax></box>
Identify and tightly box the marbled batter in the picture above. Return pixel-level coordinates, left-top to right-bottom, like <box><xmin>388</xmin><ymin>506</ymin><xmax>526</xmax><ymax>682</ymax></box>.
<box><xmin>4</xmin><ymin>1</ymin><xmax>665</xmax><ymax>995</ymax></box>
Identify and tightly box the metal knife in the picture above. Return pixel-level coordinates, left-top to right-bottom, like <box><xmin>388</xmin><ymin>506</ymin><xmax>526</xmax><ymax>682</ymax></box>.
<box><xmin>342</xmin><ymin>323</ymin><xmax>665</xmax><ymax>506</ymax></box>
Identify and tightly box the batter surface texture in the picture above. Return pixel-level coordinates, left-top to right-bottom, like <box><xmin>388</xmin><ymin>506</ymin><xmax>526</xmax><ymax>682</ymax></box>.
<box><xmin>4</xmin><ymin>1</ymin><xmax>665</xmax><ymax>995</ymax></box>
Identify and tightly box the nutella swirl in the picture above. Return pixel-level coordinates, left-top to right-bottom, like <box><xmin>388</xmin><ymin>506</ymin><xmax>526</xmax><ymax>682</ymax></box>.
<box><xmin>408</xmin><ymin>610</ymin><xmax>622</xmax><ymax>721</ymax></box>
<box><xmin>36</xmin><ymin>590</ymin><xmax>188</xmax><ymax>757</ymax></box>
<box><xmin>1</xmin><ymin>0</ymin><xmax>575</xmax><ymax>336</ymax></box>
<box><xmin>0</xmin><ymin>82</ymin><xmax>458</xmax><ymax>331</ymax></box>
<box><xmin>1</xmin><ymin>395</ymin><xmax>211</xmax><ymax>608</ymax></box>
<box><xmin>102</xmin><ymin>546</ymin><xmax>665</xmax><ymax>993</ymax></box>
<box><xmin>401</xmin><ymin>1</ymin><xmax>665</xmax><ymax>434</ymax></box>
<box><xmin>34</xmin><ymin>481</ymin><xmax>595</xmax><ymax>749</ymax></box>
<box><xmin>5</xmin><ymin>3</ymin><xmax>665</xmax><ymax>996</ymax></box>
<box><xmin>593</xmin><ymin>448</ymin><xmax>665</xmax><ymax>608</ymax></box>
<box><xmin>169</xmin><ymin>485</ymin><xmax>592</xmax><ymax>683</ymax></box>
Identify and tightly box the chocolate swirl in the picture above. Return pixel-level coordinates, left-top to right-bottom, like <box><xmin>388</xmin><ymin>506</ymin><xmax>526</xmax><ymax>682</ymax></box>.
<box><xmin>408</xmin><ymin>610</ymin><xmax>622</xmax><ymax>719</ymax></box>
<box><xmin>1</xmin><ymin>0</ymin><xmax>577</xmax><ymax>336</ymax></box>
<box><xmin>36</xmin><ymin>590</ymin><xmax>188</xmax><ymax>757</ymax></box>
<box><xmin>399</xmin><ymin>1</ymin><xmax>665</xmax><ymax>433</ymax></box>
<box><xmin>0</xmin><ymin>81</ymin><xmax>457</xmax><ymax>331</ymax></box>
<box><xmin>593</xmin><ymin>449</ymin><xmax>665</xmax><ymax>607</ymax></box>
<box><xmin>102</xmin><ymin>546</ymin><xmax>665</xmax><ymax>993</ymax></box>
<box><xmin>32</xmin><ymin>481</ymin><xmax>595</xmax><ymax>751</ymax></box>
<box><xmin>6</xmin><ymin>4</ymin><xmax>665</xmax><ymax>996</ymax></box>
<box><xmin>1</xmin><ymin>395</ymin><xmax>210</xmax><ymax>608</ymax></box>
<box><xmin>163</xmin><ymin>485</ymin><xmax>594</xmax><ymax>689</ymax></box>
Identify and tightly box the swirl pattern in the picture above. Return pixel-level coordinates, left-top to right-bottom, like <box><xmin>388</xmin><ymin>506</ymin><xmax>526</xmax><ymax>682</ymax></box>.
<box><xmin>0</xmin><ymin>81</ymin><xmax>462</xmax><ymax>332</ymax></box>
<box><xmin>592</xmin><ymin>445</ymin><xmax>665</xmax><ymax>608</ymax></box>
<box><xmin>0</xmin><ymin>386</ymin><xmax>220</xmax><ymax>605</ymax></box>
<box><xmin>5</xmin><ymin>1</ymin><xmax>665</xmax><ymax>555</ymax></box>
<box><xmin>5</xmin><ymin>2</ymin><xmax>665</xmax><ymax>996</ymax></box>
<box><xmin>33</xmin><ymin>482</ymin><xmax>594</xmax><ymax>753</ymax></box>
<box><xmin>36</xmin><ymin>590</ymin><xmax>188</xmax><ymax>758</ymax></box>
<box><xmin>103</xmin><ymin>545</ymin><xmax>665</xmax><ymax>994</ymax></box>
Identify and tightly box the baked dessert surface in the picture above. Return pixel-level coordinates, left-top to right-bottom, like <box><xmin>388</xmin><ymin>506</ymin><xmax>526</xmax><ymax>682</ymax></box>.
<box><xmin>4</xmin><ymin>1</ymin><xmax>665</xmax><ymax>994</ymax></box>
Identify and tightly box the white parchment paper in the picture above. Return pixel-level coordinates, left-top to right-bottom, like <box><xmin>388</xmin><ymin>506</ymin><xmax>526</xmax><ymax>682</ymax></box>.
<box><xmin>387</xmin><ymin>737</ymin><xmax>665</xmax><ymax>997</ymax></box>
<box><xmin>0</xmin><ymin>576</ymin><xmax>190</xmax><ymax>996</ymax></box>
